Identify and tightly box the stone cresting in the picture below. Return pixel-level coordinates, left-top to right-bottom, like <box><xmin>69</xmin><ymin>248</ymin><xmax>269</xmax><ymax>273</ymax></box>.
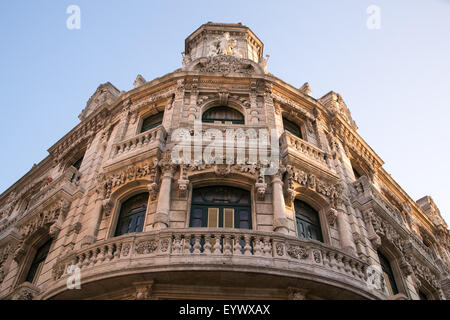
<box><xmin>0</xmin><ymin>22</ymin><xmax>448</xmax><ymax>300</ymax></box>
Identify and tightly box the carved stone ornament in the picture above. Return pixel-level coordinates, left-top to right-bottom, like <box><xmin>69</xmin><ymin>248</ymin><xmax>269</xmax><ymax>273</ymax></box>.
<box><xmin>178</xmin><ymin>179</ymin><xmax>189</xmax><ymax>198</ymax></box>
<box><xmin>287</xmin><ymin>287</ymin><xmax>308</xmax><ymax>300</ymax></box>
<box><xmin>283</xmin><ymin>165</ymin><xmax>343</xmax><ymax>208</ymax></box>
<box><xmin>133</xmin><ymin>74</ymin><xmax>146</xmax><ymax>88</ymax></box>
<box><xmin>286</xmin><ymin>245</ymin><xmax>309</xmax><ymax>260</ymax></box>
<box><xmin>134</xmin><ymin>281</ymin><xmax>154</xmax><ymax>300</ymax></box>
<box><xmin>327</xmin><ymin>208</ymin><xmax>338</xmax><ymax>226</ymax></box>
<box><xmin>255</xmin><ymin>182</ymin><xmax>267</xmax><ymax>201</ymax></box>
<box><xmin>148</xmin><ymin>182</ymin><xmax>159</xmax><ymax>201</ymax></box>
<box><xmin>400</xmin><ymin>258</ymin><xmax>413</xmax><ymax>277</ymax></box>
<box><xmin>97</xmin><ymin>159</ymin><xmax>159</xmax><ymax>199</ymax></box>
<box><xmin>197</xmin><ymin>55</ymin><xmax>255</xmax><ymax>75</ymax></box>
<box><xmin>102</xmin><ymin>199</ymin><xmax>113</xmax><ymax>217</ymax></box>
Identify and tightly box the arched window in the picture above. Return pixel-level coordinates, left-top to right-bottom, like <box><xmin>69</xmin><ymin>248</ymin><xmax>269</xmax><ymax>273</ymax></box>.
<box><xmin>283</xmin><ymin>117</ymin><xmax>303</xmax><ymax>139</ymax></box>
<box><xmin>141</xmin><ymin>112</ymin><xmax>164</xmax><ymax>133</ymax></box>
<box><xmin>70</xmin><ymin>156</ymin><xmax>83</xmax><ymax>182</ymax></box>
<box><xmin>72</xmin><ymin>157</ymin><xmax>83</xmax><ymax>171</ymax></box>
<box><xmin>294</xmin><ymin>200</ymin><xmax>322</xmax><ymax>241</ymax></box>
<box><xmin>115</xmin><ymin>193</ymin><xmax>148</xmax><ymax>236</ymax></box>
<box><xmin>190</xmin><ymin>186</ymin><xmax>251</xmax><ymax>229</ymax></box>
<box><xmin>377</xmin><ymin>250</ymin><xmax>399</xmax><ymax>296</ymax></box>
<box><xmin>25</xmin><ymin>239</ymin><xmax>52</xmax><ymax>285</ymax></box>
<box><xmin>202</xmin><ymin>106</ymin><xmax>244</xmax><ymax>124</ymax></box>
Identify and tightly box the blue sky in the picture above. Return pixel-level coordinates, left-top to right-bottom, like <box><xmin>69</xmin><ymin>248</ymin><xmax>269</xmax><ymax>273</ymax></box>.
<box><xmin>0</xmin><ymin>0</ymin><xmax>449</xmax><ymax>224</ymax></box>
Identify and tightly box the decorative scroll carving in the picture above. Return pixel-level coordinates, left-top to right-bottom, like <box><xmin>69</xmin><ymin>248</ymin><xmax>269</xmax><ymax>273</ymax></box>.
<box><xmin>135</xmin><ymin>240</ymin><xmax>158</xmax><ymax>254</ymax></box>
<box><xmin>196</xmin><ymin>55</ymin><xmax>255</xmax><ymax>75</ymax></box>
<box><xmin>286</xmin><ymin>245</ymin><xmax>309</xmax><ymax>260</ymax></box>
<box><xmin>327</xmin><ymin>208</ymin><xmax>338</xmax><ymax>226</ymax></box>
<box><xmin>283</xmin><ymin>165</ymin><xmax>343</xmax><ymax>208</ymax></box>
<box><xmin>97</xmin><ymin>159</ymin><xmax>159</xmax><ymax>199</ymax></box>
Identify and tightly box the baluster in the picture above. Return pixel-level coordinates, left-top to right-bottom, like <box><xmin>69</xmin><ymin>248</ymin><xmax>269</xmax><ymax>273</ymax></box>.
<box><xmin>114</xmin><ymin>243</ymin><xmax>121</xmax><ymax>259</ymax></box>
<box><xmin>91</xmin><ymin>248</ymin><xmax>98</xmax><ymax>265</ymax></box>
<box><xmin>204</xmin><ymin>234</ymin><xmax>212</xmax><ymax>255</ymax></box>
<box><xmin>105</xmin><ymin>245</ymin><xmax>112</xmax><ymax>260</ymax></box>
<box><xmin>329</xmin><ymin>252</ymin><xmax>337</xmax><ymax>269</ymax></box>
<box><xmin>233</xmin><ymin>235</ymin><xmax>242</xmax><ymax>255</ymax></box>
<box><xmin>193</xmin><ymin>234</ymin><xmax>201</xmax><ymax>254</ymax></box>
<box><xmin>173</xmin><ymin>234</ymin><xmax>182</xmax><ymax>254</ymax></box>
<box><xmin>263</xmin><ymin>237</ymin><xmax>272</xmax><ymax>256</ymax></box>
<box><xmin>183</xmin><ymin>235</ymin><xmax>192</xmax><ymax>253</ymax></box>
<box><xmin>82</xmin><ymin>253</ymin><xmax>89</xmax><ymax>268</ymax></box>
<box><xmin>336</xmin><ymin>254</ymin><xmax>343</xmax><ymax>271</ymax></box>
<box><xmin>223</xmin><ymin>235</ymin><xmax>232</xmax><ymax>255</ymax></box>
<box><xmin>212</xmin><ymin>235</ymin><xmax>222</xmax><ymax>254</ymax></box>
<box><xmin>343</xmin><ymin>256</ymin><xmax>351</xmax><ymax>273</ymax></box>
<box><xmin>98</xmin><ymin>246</ymin><xmax>106</xmax><ymax>263</ymax></box>
<box><xmin>253</xmin><ymin>237</ymin><xmax>262</xmax><ymax>256</ymax></box>
<box><xmin>243</xmin><ymin>235</ymin><xmax>252</xmax><ymax>256</ymax></box>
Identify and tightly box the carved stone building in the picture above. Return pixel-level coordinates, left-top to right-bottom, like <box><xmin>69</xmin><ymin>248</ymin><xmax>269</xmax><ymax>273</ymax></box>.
<box><xmin>0</xmin><ymin>22</ymin><xmax>448</xmax><ymax>300</ymax></box>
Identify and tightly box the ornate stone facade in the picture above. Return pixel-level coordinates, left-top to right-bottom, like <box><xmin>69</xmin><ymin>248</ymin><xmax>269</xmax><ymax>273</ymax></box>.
<box><xmin>0</xmin><ymin>22</ymin><xmax>448</xmax><ymax>300</ymax></box>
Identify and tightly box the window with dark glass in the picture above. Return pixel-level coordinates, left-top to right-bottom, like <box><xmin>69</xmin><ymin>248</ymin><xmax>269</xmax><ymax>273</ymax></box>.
<box><xmin>25</xmin><ymin>239</ymin><xmax>52</xmax><ymax>285</ymax></box>
<box><xmin>141</xmin><ymin>112</ymin><xmax>164</xmax><ymax>133</ymax></box>
<box><xmin>283</xmin><ymin>117</ymin><xmax>303</xmax><ymax>139</ymax></box>
<box><xmin>294</xmin><ymin>200</ymin><xmax>323</xmax><ymax>242</ymax></box>
<box><xmin>377</xmin><ymin>250</ymin><xmax>399</xmax><ymax>295</ymax></box>
<box><xmin>70</xmin><ymin>157</ymin><xmax>83</xmax><ymax>182</ymax></box>
<box><xmin>72</xmin><ymin>157</ymin><xmax>83</xmax><ymax>171</ymax></box>
<box><xmin>115</xmin><ymin>193</ymin><xmax>148</xmax><ymax>236</ymax></box>
<box><xmin>418</xmin><ymin>290</ymin><xmax>428</xmax><ymax>300</ymax></box>
<box><xmin>190</xmin><ymin>186</ymin><xmax>251</xmax><ymax>229</ymax></box>
<box><xmin>353</xmin><ymin>167</ymin><xmax>361</xmax><ymax>179</ymax></box>
<box><xmin>202</xmin><ymin>106</ymin><xmax>244</xmax><ymax>124</ymax></box>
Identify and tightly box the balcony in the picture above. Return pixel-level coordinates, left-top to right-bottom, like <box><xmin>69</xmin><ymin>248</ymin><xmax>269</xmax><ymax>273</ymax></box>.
<box><xmin>46</xmin><ymin>228</ymin><xmax>379</xmax><ymax>300</ymax></box>
<box><xmin>107</xmin><ymin>126</ymin><xmax>166</xmax><ymax>166</ymax></box>
<box><xmin>280</xmin><ymin>131</ymin><xmax>333</xmax><ymax>173</ymax></box>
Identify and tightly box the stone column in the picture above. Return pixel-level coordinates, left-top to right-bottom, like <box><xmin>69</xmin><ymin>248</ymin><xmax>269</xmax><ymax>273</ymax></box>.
<box><xmin>271</xmin><ymin>175</ymin><xmax>289</xmax><ymax>234</ymax></box>
<box><xmin>153</xmin><ymin>165</ymin><xmax>174</xmax><ymax>230</ymax></box>
<box><xmin>336</xmin><ymin>205</ymin><xmax>356</xmax><ymax>254</ymax></box>
<box><xmin>81</xmin><ymin>196</ymin><xmax>103</xmax><ymax>247</ymax></box>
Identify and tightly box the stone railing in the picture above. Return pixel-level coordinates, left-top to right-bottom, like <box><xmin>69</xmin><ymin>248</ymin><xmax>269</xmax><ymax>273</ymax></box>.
<box><xmin>407</xmin><ymin>235</ymin><xmax>437</xmax><ymax>266</ymax></box>
<box><xmin>51</xmin><ymin>228</ymin><xmax>372</xmax><ymax>296</ymax></box>
<box><xmin>111</xmin><ymin>126</ymin><xmax>166</xmax><ymax>160</ymax></box>
<box><xmin>280</xmin><ymin>131</ymin><xmax>331</xmax><ymax>170</ymax></box>
<box><xmin>26</xmin><ymin>167</ymin><xmax>80</xmax><ymax>215</ymax></box>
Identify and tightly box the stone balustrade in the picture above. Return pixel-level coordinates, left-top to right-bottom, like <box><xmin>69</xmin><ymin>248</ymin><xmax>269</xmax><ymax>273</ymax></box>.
<box><xmin>111</xmin><ymin>126</ymin><xmax>166</xmax><ymax>160</ymax></box>
<box><xmin>408</xmin><ymin>235</ymin><xmax>437</xmax><ymax>265</ymax></box>
<box><xmin>280</xmin><ymin>131</ymin><xmax>331</xmax><ymax>169</ymax></box>
<box><xmin>26</xmin><ymin>167</ymin><xmax>80</xmax><ymax>215</ymax></box>
<box><xmin>51</xmin><ymin>228</ymin><xmax>371</xmax><ymax>296</ymax></box>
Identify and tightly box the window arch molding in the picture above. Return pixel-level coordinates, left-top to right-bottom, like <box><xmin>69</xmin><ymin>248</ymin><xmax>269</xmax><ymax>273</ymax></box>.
<box><xmin>280</xmin><ymin>111</ymin><xmax>306</xmax><ymax>140</ymax></box>
<box><xmin>106</xmin><ymin>181</ymin><xmax>151</xmax><ymax>239</ymax></box>
<box><xmin>185</xmin><ymin>174</ymin><xmax>256</xmax><ymax>230</ymax></box>
<box><xmin>291</xmin><ymin>190</ymin><xmax>332</xmax><ymax>245</ymax></box>
<box><xmin>200</xmin><ymin>100</ymin><xmax>246</xmax><ymax>125</ymax></box>
<box><xmin>376</xmin><ymin>241</ymin><xmax>409</xmax><ymax>298</ymax></box>
<box><xmin>13</xmin><ymin>229</ymin><xmax>54</xmax><ymax>289</ymax></box>
<box><xmin>135</xmin><ymin>105</ymin><xmax>166</xmax><ymax>135</ymax></box>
